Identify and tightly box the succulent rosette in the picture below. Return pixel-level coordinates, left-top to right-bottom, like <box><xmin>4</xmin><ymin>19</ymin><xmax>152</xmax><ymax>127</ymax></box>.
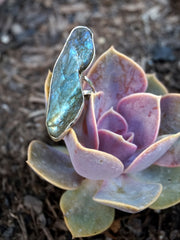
<box><xmin>27</xmin><ymin>47</ymin><xmax>180</xmax><ymax>238</ymax></box>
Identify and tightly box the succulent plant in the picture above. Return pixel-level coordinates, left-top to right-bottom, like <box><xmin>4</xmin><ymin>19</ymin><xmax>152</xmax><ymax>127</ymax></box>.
<box><xmin>27</xmin><ymin>36</ymin><xmax>180</xmax><ymax>237</ymax></box>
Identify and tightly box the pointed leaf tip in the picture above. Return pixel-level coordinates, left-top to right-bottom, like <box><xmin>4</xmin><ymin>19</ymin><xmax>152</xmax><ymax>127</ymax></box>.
<box><xmin>146</xmin><ymin>73</ymin><xmax>168</xmax><ymax>95</ymax></box>
<box><xmin>118</xmin><ymin>93</ymin><xmax>161</xmax><ymax>149</ymax></box>
<box><xmin>98</xmin><ymin>129</ymin><xmax>137</xmax><ymax>164</ymax></box>
<box><xmin>87</xmin><ymin>47</ymin><xmax>147</xmax><ymax>111</ymax></box>
<box><xmin>97</xmin><ymin>107</ymin><xmax>128</xmax><ymax>135</ymax></box>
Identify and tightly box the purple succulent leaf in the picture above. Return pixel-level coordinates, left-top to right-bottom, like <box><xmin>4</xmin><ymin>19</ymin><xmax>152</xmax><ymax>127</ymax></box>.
<box><xmin>93</xmin><ymin>174</ymin><xmax>162</xmax><ymax>213</ymax></box>
<box><xmin>98</xmin><ymin>129</ymin><xmax>137</xmax><ymax>165</ymax></box>
<box><xmin>123</xmin><ymin>131</ymin><xmax>134</xmax><ymax>143</ymax></box>
<box><xmin>118</xmin><ymin>93</ymin><xmax>161</xmax><ymax>149</ymax></box>
<box><xmin>73</xmin><ymin>94</ymin><xmax>99</xmax><ymax>149</ymax></box>
<box><xmin>86</xmin><ymin>47</ymin><xmax>147</xmax><ymax>112</ymax></box>
<box><xmin>125</xmin><ymin>132</ymin><xmax>180</xmax><ymax>173</ymax></box>
<box><xmin>97</xmin><ymin>107</ymin><xmax>128</xmax><ymax>135</ymax></box>
<box><xmin>27</xmin><ymin>140</ymin><xmax>83</xmax><ymax>190</ymax></box>
<box><xmin>64</xmin><ymin>128</ymin><xmax>124</xmax><ymax>180</ymax></box>
<box><xmin>160</xmin><ymin>94</ymin><xmax>180</xmax><ymax>135</ymax></box>
<box><xmin>155</xmin><ymin>133</ymin><xmax>180</xmax><ymax>167</ymax></box>
<box><xmin>92</xmin><ymin>91</ymin><xmax>107</xmax><ymax>121</ymax></box>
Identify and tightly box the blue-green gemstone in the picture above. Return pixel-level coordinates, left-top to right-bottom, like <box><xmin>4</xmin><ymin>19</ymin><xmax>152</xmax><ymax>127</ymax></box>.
<box><xmin>46</xmin><ymin>26</ymin><xmax>95</xmax><ymax>141</ymax></box>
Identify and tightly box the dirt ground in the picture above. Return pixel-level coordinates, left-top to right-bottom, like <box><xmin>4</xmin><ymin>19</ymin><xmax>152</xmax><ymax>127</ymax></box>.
<box><xmin>0</xmin><ymin>0</ymin><xmax>180</xmax><ymax>239</ymax></box>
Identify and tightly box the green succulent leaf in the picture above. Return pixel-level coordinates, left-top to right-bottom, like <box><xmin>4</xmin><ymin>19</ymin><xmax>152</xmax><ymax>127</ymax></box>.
<box><xmin>146</xmin><ymin>73</ymin><xmax>168</xmax><ymax>95</ymax></box>
<box><xmin>60</xmin><ymin>179</ymin><xmax>115</xmax><ymax>238</ymax></box>
<box><xmin>93</xmin><ymin>174</ymin><xmax>162</xmax><ymax>213</ymax></box>
<box><xmin>44</xmin><ymin>70</ymin><xmax>52</xmax><ymax>103</ymax></box>
<box><xmin>27</xmin><ymin>140</ymin><xmax>83</xmax><ymax>190</ymax></box>
<box><xmin>134</xmin><ymin>165</ymin><xmax>180</xmax><ymax>209</ymax></box>
<box><xmin>160</xmin><ymin>94</ymin><xmax>180</xmax><ymax>135</ymax></box>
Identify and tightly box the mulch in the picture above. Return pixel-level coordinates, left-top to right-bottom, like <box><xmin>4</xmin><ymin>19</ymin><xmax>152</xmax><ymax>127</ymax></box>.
<box><xmin>0</xmin><ymin>0</ymin><xmax>179</xmax><ymax>239</ymax></box>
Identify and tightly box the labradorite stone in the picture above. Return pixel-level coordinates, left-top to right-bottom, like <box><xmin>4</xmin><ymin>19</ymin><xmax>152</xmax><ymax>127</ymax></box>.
<box><xmin>46</xmin><ymin>26</ymin><xmax>95</xmax><ymax>141</ymax></box>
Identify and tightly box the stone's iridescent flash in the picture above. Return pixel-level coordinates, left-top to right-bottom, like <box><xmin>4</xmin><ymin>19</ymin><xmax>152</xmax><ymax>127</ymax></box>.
<box><xmin>46</xmin><ymin>26</ymin><xmax>95</xmax><ymax>141</ymax></box>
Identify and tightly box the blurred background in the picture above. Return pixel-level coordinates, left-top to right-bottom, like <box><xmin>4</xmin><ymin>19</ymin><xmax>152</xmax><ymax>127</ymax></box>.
<box><xmin>0</xmin><ymin>0</ymin><xmax>179</xmax><ymax>239</ymax></box>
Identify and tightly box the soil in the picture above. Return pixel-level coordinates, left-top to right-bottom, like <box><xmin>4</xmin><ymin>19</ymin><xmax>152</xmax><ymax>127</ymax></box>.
<box><xmin>0</xmin><ymin>0</ymin><xmax>180</xmax><ymax>239</ymax></box>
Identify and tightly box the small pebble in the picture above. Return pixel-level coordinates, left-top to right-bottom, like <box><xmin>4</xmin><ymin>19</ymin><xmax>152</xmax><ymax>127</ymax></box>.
<box><xmin>24</xmin><ymin>195</ymin><xmax>43</xmax><ymax>214</ymax></box>
<box><xmin>2</xmin><ymin>226</ymin><xmax>14</xmax><ymax>238</ymax></box>
<box><xmin>11</xmin><ymin>23</ymin><xmax>24</xmax><ymax>35</ymax></box>
<box><xmin>1</xmin><ymin>104</ymin><xmax>10</xmax><ymax>112</ymax></box>
<box><xmin>1</xmin><ymin>34</ymin><xmax>10</xmax><ymax>44</ymax></box>
<box><xmin>98</xmin><ymin>37</ymin><xmax>106</xmax><ymax>45</ymax></box>
<box><xmin>37</xmin><ymin>213</ymin><xmax>46</xmax><ymax>227</ymax></box>
<box><xmin>159</xmin><ymin>230</ymin><xmax>166</xmax><ymax>240</ymax></box>
<box><xmin>170</xmin><ymin>230</ymin><xmax>180</xmax><ymax>240</ymax></box>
